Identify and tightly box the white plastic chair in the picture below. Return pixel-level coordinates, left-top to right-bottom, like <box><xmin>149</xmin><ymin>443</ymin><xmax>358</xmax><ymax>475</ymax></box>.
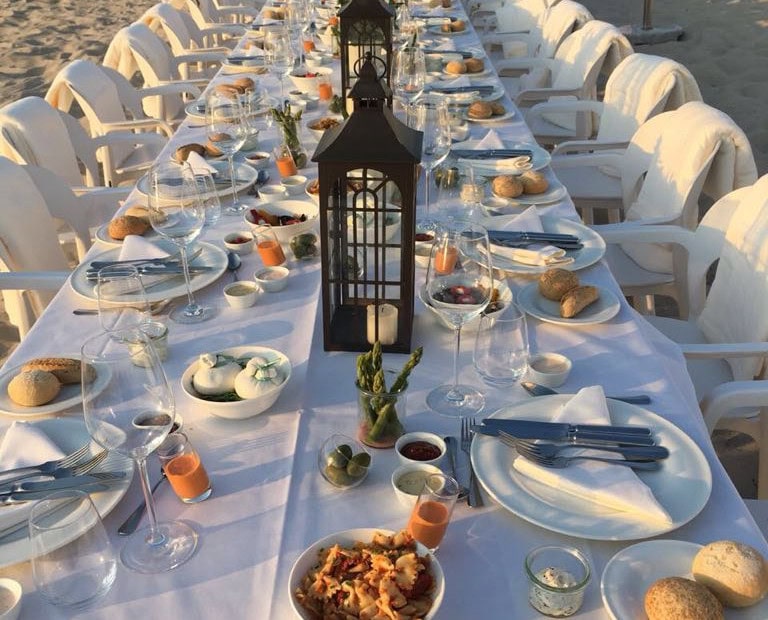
<box><xmin>195</xmin><ymin>0</ymin><xmax>259</xmax><ymax>25</ymax></box>
<box><xmin>604</xmin><ymin>174</ymin><xmax>768</xmax><ymax>496</ymax></box>
<box><xmin>526</xmin><ymin>53</ymin><xmax>702</xmax><ymax>148</ymax></box>
<box><xmin>475</xmin><ymin>0</ymin><xmax>554</xmax><ymax>36</ymax></box>
<box><xmin>174</xmin><ymin>0</ymin><xmax>246</xmax><ymax>45</ymax></box>
<box><xmin>103</xmin><ymin>23</ymin><xmax>207</xmax><ymax>121</ymax></box>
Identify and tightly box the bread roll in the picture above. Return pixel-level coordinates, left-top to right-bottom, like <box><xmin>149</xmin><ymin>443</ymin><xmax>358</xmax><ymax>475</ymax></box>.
<box><xmin>123</xmin><ymin>205</ymin><xmax>150</xmax><ymax>224</ymax></box>
<box><xmin>468</xmin><ymin>101</ymin><xmax>492</xmax><ymax>119</ymax></box>
<box><xmin>644</xmin><ymin>577</ymin><xmax>723</xmax><ymax>620</ymax></box>
<box><xmin>491</xmin><ymin>175</ymin><xmax>523</xmax><ymax>198</ymax></box>
<box><xmin>490</xmin><ymin>101</ymin><xmax>506</xmax><ymax>116</ymax></box>
<box><xmin>174</xmin><ymin>143</ymin><xmax>207</xmax><ymax>163</ymax></box>
<box><xmin>538</xmin><ymin>268</ymin><xmax>579</xmax><ymax>301</ymax></box>
<box><xmin>560</xmin><ymin>285</ymin><xmax>599</xmax><ymax>318</ymax></box>
<box><xmin>231</xmin><ymin>77</ymin><xmax>254</xmax><ymax>92</ymax></box>
<box><xmin>520</xmin><ymin>170</ymin><xmax>549</xmax><ymax>194</ymax></box>
<box><xmin>205</xmin><ymin>140</ymin><xmax>225</xmax><ymax>158</ymax></box>
<box><xmin>214</xmin><ymin>83</ymin><xmax>240</xmax><ymax>98</ymax></box>
<box><xmin>22</xmin><ymin>357</ymin><xmax>95</xmax><ymax>385</ymax></box>
<box><xmin>464</xmin><ymin>58</ymin><xmax>484</xmax><ymax>73</ymax></box>
<box><xmin>693</xmin><ymin>540</ymin><xmax>768</xmax><ymax>607</ymax></box>
<box><xmin>108</xmin><ymin>215</ymin><xmax>149</xmax><ymax>240</ymax></box>
<box><xmin>450</xmin><ymin>19</ymin><xmax>466</xmax><ymax>31</ymax></box>
<box><xmin>7</xmin><ymin>370</ymin><xmax>61</xmax><ymax>407</ymax></box>
<box><xmin>445</xmin><ymin>60</ymin><xmax>466</xmax><ymax>75</ymax></box>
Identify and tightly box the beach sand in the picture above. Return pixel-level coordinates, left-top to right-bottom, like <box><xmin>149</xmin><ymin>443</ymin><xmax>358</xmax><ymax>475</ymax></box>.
<box><xmin>0</xmin><ymin>0</ymin><xmax>764</xmax><ymax>496</ymax></box>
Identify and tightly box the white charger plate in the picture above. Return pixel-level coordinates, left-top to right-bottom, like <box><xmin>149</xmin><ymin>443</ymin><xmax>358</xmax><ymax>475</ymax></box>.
<box><xmin>135</xmin><ymin>160</ymin><xmax>258</xmax><ymax>200</ymax></box>
<box><xmin>70</xmin><ymin>241</ymin><xmax>228</xmax><ymax>304</ymax></box>
<box><xmin>601</xmin><ymin>539</ymin><xmax>768</xmax><ymax>619</ymax></box>
<box><xmin>0</xmin><ymin>356</ymin><xmax>111</xmax><ymax>417</ymax></box>
<box><xmin>452</xmin><ymin>139</ymin><xmax>552</xmax><ymax>172</ymax></box>
<box><xmin>0</xmin><ymin>417</ymin><xmax>133</xmax><ymax>568</ymax></box>
<box><xmin>516</xmin><ymin>282</ymin><xmax>621</xmax><ymax>326</ymax></box>
<box><xmin>472</xmin><ymin>396</ymin><xmax>712</xmax><ymax>540</ymax></box>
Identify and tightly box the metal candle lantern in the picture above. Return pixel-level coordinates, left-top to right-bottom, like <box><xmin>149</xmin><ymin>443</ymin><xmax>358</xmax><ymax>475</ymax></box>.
<box><xmin>338</xmin><ymin>0</ymin><xmax>394</xmax><ymax>106</ymax></box>
<box><xmin>312</xmin><ymin>56</ymin><xmax>422</xmax><ymax>352</ymax></box>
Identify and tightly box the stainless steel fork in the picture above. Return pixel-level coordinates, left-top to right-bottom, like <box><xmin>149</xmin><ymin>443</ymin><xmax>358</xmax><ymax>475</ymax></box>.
<box><xmin>460</xmin><ymin>417</ymin><xmax>483</xmax><ymax>508</ymax></box>
<box><xmin>0</xmin><ymin>448</ymin><xmax>108</xmax><ymax>487</ymax></box>
<box><xmin>512</xmin><ymin>439</ymin><xmax>661</xmax><ymax>470</ymax></box>
<box><xmin>498</xmin><ymin>432</ymin><xmax>669</xmax><ymax>461</ymax></box>
<box><xmin>0</xmin><ymin>442</ymin><xmax>91</xmax><ymax>481</ymax></box>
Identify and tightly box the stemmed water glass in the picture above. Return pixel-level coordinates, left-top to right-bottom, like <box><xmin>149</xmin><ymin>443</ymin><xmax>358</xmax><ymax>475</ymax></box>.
<box><xmin>424</xmin><ymin>220</ymin><xmax>493</xmax><ymax>416</ymax></box>
<box><xmin>147</xmin><ymin>161</ymin><xmax>214</xmax><ymax>324</ymax></box>
<box><xmin>206</xmin><ymin>91</ymin><xmax>248</xmax><ymax>212</ymax></box>
<box><xmin>393</xmin><ymin>47</ymin><xmax>426</xmax><ymax>113</ymax></box>
<box><xmin>81</xmin><ymin>329</ymin><xmax>197</xmax><ymax>573</ymax></box>
<box><xmin>266</xmin><ymin>29</ymin><xmax>296</xmax><ymax>100</ymax></box>
<box><xmin>407</xmin><ymin>95</ymin><xmax>452</xmax><ymax>223</ymax></box>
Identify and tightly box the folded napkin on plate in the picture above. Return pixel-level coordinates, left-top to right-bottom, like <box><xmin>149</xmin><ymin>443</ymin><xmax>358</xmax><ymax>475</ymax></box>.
<box><xmin>442</xmin><ymin>76</ymin><xmax>471</xmax><ymax>88</ymax></box>
<box><xmin>512</xmin><ymin>386</ymin><xmax>673</xmax><ymax>524</ymax></box>
<box><xmin>484</xmin><ymin>207</ymin><xmax>574</xmax><ymax>266</ymax></box>
<box><xmin>474</xmin><ymin>129</ymin><xmax>505</xmax><ymax>150</ymax></box>
<box><xmin>186</xmin><ymin>151</ymin><xmax>218</xmax><ymax>176</ymax></box>
<box><xmin>432</xmin><ymin>41</ymin><xmax>456</xmax><ymax>52</ymax></box>
<box><xmin>118</xmin><ymin>235</ymin><xmax>169</xmax><ymax>262</ymax></box>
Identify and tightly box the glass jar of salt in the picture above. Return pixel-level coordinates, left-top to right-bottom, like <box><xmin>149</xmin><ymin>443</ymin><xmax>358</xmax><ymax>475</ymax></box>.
<box><xmin>524</xmin><ymin>545</ymin><xmax>590</xmax><ymax>617</ymax></box>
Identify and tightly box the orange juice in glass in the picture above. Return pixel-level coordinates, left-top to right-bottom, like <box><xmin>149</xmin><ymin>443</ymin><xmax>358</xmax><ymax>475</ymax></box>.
<box><xmin>274</xmin><ymin>143</ymin><xmax>298</xmax><ymax>178</ymax></box>
<box><xmin>406</xmin><ymin>473</ymin><xmax>459</xmax><ymax>551</ymax></box>
<box><xmin>434</xmin><ymin>243</ymin><xmax>458</xmax><ymax>275</ymax></box>
<box><xmin>157</xmin><ymin>433</ymin><xmax>212</xmax><ymax>503</ymax></box>
<box><xmin>255</xmin><ymin>225</ymin><xmax>286</xmax><ymax>266</ymax></box>
<box><xmin>317</xmin><ymin>74</ymin><xmax>333</xmax><ymax>101</ymax></box>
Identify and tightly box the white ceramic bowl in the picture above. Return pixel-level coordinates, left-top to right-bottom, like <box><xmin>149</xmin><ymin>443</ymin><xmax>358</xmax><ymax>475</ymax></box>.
<box><xmin>223</xmin><ymin>231</ymin><xmax>254</xmax><ymax>255</ymax></box>
<box><xmin>395</xmin><ymin>432</ymin><xmax>446</xmax><ymax>467</ymax></box>
<box><xmin>255</xmin><ymin>266</ymin><xmax>290</xmax><ymax>292</ymax></box>
<box><xmin>288</xmin><ymin>66</ymin><xmax>333</xmax><ymax>95</ymax></box>
<box><xmin>0</xmin><ymin>579</ymin><xmax>21</xmax><ymax>620</ymax></box>
<box><xmin>306</xmin><ymin>115</ymin><xmax>343</xmax><ymax>140</ymax></box>
<box><xmin>391</xmin><ymin>463</ymin><xmax>443</xmax><ymax>509</ymax></box>
<box><xmin>223</xmin><ymin>281</ymin><xmax>260</xmax><ymax>309</ymax></box>
<box><xmin>256</xmin><ymin>185</ymin><xmax>286</xmax><ymax>202</ymax></box>
<box><xmin>180</xmin><ymin>345</ymin><xmax>291</xmax><ymax>419</ymax></box>
<box><xmin>244</xmin><ymin>199</ymin><xmax>319</xmax><ymax>243</ymax></box>
<box><xmin>280</xmin><ymin>175</ymin><xmax>308</xmax><ymax>196</ymax></box>
<box><xmin>526</xmin><ymin>352</ymin><xmax>572</xmax><ymax>388</ymax></box>
<box><xmin>289</xmin><ymin>528</ymin><xmax>445</xmax><ymax>620</ymax></box>
<box><xmin>245</xmin><ymin>151</ymin><xmax>271</xmax><ymax>169</ymax></box>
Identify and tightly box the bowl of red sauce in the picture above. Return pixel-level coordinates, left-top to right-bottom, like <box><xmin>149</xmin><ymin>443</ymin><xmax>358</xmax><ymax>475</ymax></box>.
<box><xmin>395</xmin><ymin>432</ymin><xmax>445</xmax><ymax>467</ymax></box>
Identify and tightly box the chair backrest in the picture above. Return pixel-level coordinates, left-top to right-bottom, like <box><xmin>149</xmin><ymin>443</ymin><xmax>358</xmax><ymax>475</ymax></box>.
<box><xmin>597</xmin><ymin>54</ymin><xmax>702</xmax><ymax>143</ymax></box>
<box><xmin>141</xmin><ymin>3</ymin><xmax>198</xmax><ymax>56</ymax></box>
<box><xmin>179</xmin><ymin>0</ymin><xmax>214</xmax><ymax>29</ymax></box>
<box><xmin>0</xmin><ymin>96</ymin><xmax>100</xmax><ymax>187</ymax></box>
<box><xmin>535</xmin><ymin>0</ymin><xmax>592</xmax><ymax>59</ymax></box>
<box><xmin>696</xmin><ymin>174</ymin><xmax>768</xmax><ymax>381</ymax></box>
<box><xmin>495</xmin><ymin>0</ymin><xmax>549</xmax><ymax>33</ymax></box>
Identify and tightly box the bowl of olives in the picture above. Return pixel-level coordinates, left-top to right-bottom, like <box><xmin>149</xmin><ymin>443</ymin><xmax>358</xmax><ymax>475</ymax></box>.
<box><xmin>318</xmin><ymin>434</ymin><xmax>372</xmax><ymax>489</ymax></box>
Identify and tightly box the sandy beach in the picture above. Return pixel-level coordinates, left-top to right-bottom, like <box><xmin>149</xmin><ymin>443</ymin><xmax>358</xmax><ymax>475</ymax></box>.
<box><xmin>0</xmin><ymin>0</ymin><xmax>765</xmax><ymax>496</ymax></box>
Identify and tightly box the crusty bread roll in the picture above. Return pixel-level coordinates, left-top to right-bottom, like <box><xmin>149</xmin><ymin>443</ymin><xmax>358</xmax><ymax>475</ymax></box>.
<box><xmin>445</xmin><ymin>60</ymin><xmax>466</xmax><ymax>75</ymax></box>
<box><xmin>464</xmin><ymin>58</ymin><xmax>484</xmax><ymax>73</ymax></box>
<box><xmin>123</xmin><ymin>205</ymin><xmax>151</xmax><ymax>224</ymax></box>
<box><xmin>520</xmin><ymin>170</ymin><xmax>549</xmax><ymax>194</ymax></box>
<box><xmin>108</xmin><ymin>215</ymin><xmax>150</xmax><ymax>240</ymax></box>
<box><xmin>8</xmin><ymin>370</ymin><xmax>61</xmax><ymax>407</ymax></box>
<box><xmin>560</xmin><ymin>285</ymin><xmax>599</xmax><ymax>318</ymax></box>
<box><xmin>491</xmin><ymin>175</ymin><xmax>523</xmax><ymax>198</ymax></box>
<box><xmin>205</xmin><ymin>140</ymin><xmax>225</xmax><ymax>158</ymax></box>
<box><xmin>490</xmin><ymin>101</ymin><xmax>506</xmax><ymax>116</ymax></box>
<box><xmin>214</xmin><ymin>83</ymin><xmax>240</xmax><ymax>98</ymax></box>
<box><xmin>538</xmin><ymin>268</ymin><xmax>579</xmax><ymax>301</ymax></box>
<box><xmin>174</xmin><ymin>143</ymin><xmax>207</xmax><ymax>164</ymax></box>
<box><xmin>22</xmin><ymin>358</ymin><xmax>95</xmax><ymax>385</ymax></box>
<box><xmin>644</xmin><ymin>577</ymin><xmax>723</xmax><ymax>620</ymax></box>
<box><xmin>231</xmin><ymin>77</ymin><xmax>254</xmax><ymax>92</ymax></box>
<box><xmin>450</xmin><ymin>19</ymin><xmax>466</xmax><ymax>31</ymax></box>
<box><xmin>468</xmin><ymin>101</ymin><xmax>492</xmax><ymax>119</ymax></box>
<box><xmin>693</xmin><ymin>540</ymin><xmax>768</xmax><ymax>607</ymax></box>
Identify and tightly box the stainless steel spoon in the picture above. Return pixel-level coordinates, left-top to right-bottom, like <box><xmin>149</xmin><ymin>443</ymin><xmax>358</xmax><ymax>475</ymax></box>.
<box><xmin>117</xmin><ymin>470</ymin><xmax>168</xmax><ymax>536</ymax></box>
<box><xmin>521</xmin><ymin>381</ymin><xmax>651</xmax><ymax>405</ymax></box>
<box><xmin>444</xmin><ymin>436</ymin><xmax>469</xmax><ymax>501</ymax></box>
<box><xmin>226</xmin><ymin>250</ymin><xmax>242</xmax><ymax>281</ymax></box>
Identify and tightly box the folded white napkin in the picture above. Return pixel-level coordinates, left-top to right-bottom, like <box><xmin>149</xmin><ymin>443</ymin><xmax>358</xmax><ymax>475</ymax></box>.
<box><xmin>513</xmin><ymin>386</ymin><xmax>673</xmax><ymax>524</ymax></box>
<box><xmin>485</xmin><ymin>207</ymin><xmax>574</xmax><ymax>266</ymax></box>
<box><xmin>474</xmin><ymin>130</ymin><xmax>504</xmax><ymax>150</ymax></box>
<box><xmin>186</xmin><ymin>151</ymin><xmax>218</xmax><ymax>176</ymax></box>
<box><xmin>433</xmin><ymin>41</ymin><xmax>456</xmax><ymax>52</ymax></box>
<box><xmin>442</xmin><ymin>75</ymin><xmax>471</xmax><ymax>88</ymax></box>
<box><xmin>118</xmin><ymin>235</ymin><xmax>169</xmax><ymax>261</ymax></box>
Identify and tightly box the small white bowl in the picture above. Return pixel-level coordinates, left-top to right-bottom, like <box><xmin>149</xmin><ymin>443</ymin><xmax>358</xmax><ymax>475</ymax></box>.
<box><xmin>245</xmin><ymin>151</ymin><xmax>271</xmax><ymax>169</ymax></box>
<box><xmin>224</xmin><ymin>281</ymin><xmax>260</xmax><ymax>308</ymax></box>
<box><xmin>526</xmin><ymin>352</ymin><xmax>572</xmax><ymax>388</ymax></box>
<box><xmin>224</xmin><ymin>231</ymin><xmax>254</xmax><ymax>255</ymax></box>
<box><xmin>0</xmin><ymin>578</ymin><xmax>22</xmax><ymax>620</ymax></box>
<box><xmin>244</xmin><ymin>199</ymin><xmax>319</xmax><ymax>243</ymax></box>
<box><xmin>289</xmin><ymin>99</ymin><xmax>307</xmax><ymax>116</ymax></box>
<box><xmin>395</xmin><ymin>432</ymin><xmax>446</xmax><ymax>467</ymax></box>
<box><xmin>288</xmin><ymin>66</ymin><xmax>333</xmax><ymax>95</ymax></box>
<box><xmin>255</xmin><ymin>266</ymin><xmax>290</xmax><ymax>292</ymax></box>
<box><xmin>257</xmin><ymin>185</ymin><xmax>286</xmax><ymax>202</ymax></box>
<box><xmin>280</xmin><ymin>175</ymin><xmax>308</xmax><ymax>196</ymax></box>
<box><xmin>391</xmin><ymin>463</ymin><xmax>443</xmax><ymax>509</ymax></box>
<box><xmin>306</xmin><ymin>115</ymin><xmax>343</xmax><ymax>141</ymax></box>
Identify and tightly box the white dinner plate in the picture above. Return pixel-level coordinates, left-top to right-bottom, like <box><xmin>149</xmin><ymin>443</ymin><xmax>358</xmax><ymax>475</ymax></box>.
<box><xmin>463</xmin><ymin>109</ymin><xmax>515</xmax><ymax>124</ymax></box>
<box><xmin>427</xmin><ymin>24</ymin><xmax>470</xmax><ymax>36</ymax></box>
<box><xmin>70</xmin><ymin>241</ymin><xmax>228</xmax><ymax>304</ymax></box>
<box><xmin>601</xmin><ymin>539</ymin><xmax>768</xmax><ymax>619</ymax></box>
<box><xmin>484</xmin><ymin>216</ymin><xmax>606</xmax><ymax>275</ymax></box>
<box><xmin>516</xmin><ymin>282</ymin><xmax>621</xmax><ymax>325</ymax></box>
<box><xmin>94</xmin><ymin>223</ymin><xmax>160</xmax><ymax>247</ymax></box>
<box><xmin>452</xmin><ymin>139</ymin><xmax>552</xmax><ymax>172</ymax></box>
<box><xmin>0</xmin><ymin>356</ymin><xmax>111</xmax><ymax>417</ymax></box>
<box><xmin>490</xmin><ymin>184</ymin><xmax>568</xmax><ymax>207</ymax></box>
<box><xmin>221</xmin><ymin>57</ymin><xmax>269</xmax><ymax>74</ymax></box>
<box><xmin>0</xmin><ymin>417</ymin><xmax>133</xmax><ymax>568</ymax></box>
<box><xmin>289</xmin><ymin>528</ymin><xmax>445</xmax><ymax>620</ymax></box>
<box><xmin>184</xmin><ymin>100</ymin><xmax>208</xmax><ymax>120</ymax></box>
<box><xmin>472</xmin><ymin>396</ymin><xmax>712</xmax><ymax>540</ymax></box>
<box><xmin>135</xmin><ymin>160</ymin><xmax>258</xmax><ymax>200</ymax></box>
<box><xmin>442</xmin><ymin>67</ymin><xmax>493</xmax><ymax>79</ymax></box>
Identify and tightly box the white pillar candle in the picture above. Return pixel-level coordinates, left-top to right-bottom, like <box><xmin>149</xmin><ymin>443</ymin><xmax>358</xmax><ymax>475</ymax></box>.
<box><xmin>366</xmin><ymin>303</ymin><xmax>398</xmax><ymax>345</ymax></box>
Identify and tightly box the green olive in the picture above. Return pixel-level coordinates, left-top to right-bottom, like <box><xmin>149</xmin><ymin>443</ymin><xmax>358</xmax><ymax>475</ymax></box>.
<box><xmin>326</xmin><ymin>448</ymin><xmax>349</xmax><ymax>469</ymax></box>
<box><xmin>346</xmin><ymin>452</ymin><xmax>371</xmax><ymax>478</ymax></box>
<box><xmin>324</xmin><ymin>464</ymin><xmax>353</xmax><ymax>486</ymax></box>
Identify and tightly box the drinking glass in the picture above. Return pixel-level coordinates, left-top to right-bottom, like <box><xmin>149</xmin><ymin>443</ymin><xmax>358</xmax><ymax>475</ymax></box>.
<box><xmin>157</xmin><ymin>432</ymin><xmax>212</xmax><ymax>503</ymax></box>
<box><xmin>96</xmin><ymin>265</ymin><xmax>149</xmax><ymax>333</ymax></box>
<box><xmin>424</xmin><ymin>220</ymin><xmax>493</xmax><ymax>416</ymax></box>
<box><xmin>194</xmin><ymin>171</ymin><xmax>222</xmax><ymax>226</ymax></box>
<box><xmin>265</xmin><ymin>29</ymin><xmax>296</xmax><ymax>100</ymax></box>
<box><xmin>30</xmin><ymin>490</ymin><xmax>117</xmax><ymax>609</ymax></box>
<box><xmin>206</xmin><ymin>91</ymin><xmax>248</xmax><ymax>212</ymax></box>
<box><xmin>407</xmin><ymin>96</ymin><xmax>452</xmax><ymax>222</ymax></box>
<box><xmin>147</xmin><ymin>161</ymin><xmax>214</xmax><ymax>324</ymax></box>
<box><xmin>393</xmin><ymin>47</ymin><xmax>426</xmax><ymax>112</ymax></box>
<box><xmin>81</xmin><ymin>329</ymin><xmax>197</xmax><ymax>573</ymax></box>
<box><xmin>406</xmin><ymin>473</ymin><xmax>460</xmax><ymax>552</ymax></box>
<box><xmin>473</xmin><ymin>302</ymin><xmax>529</xmax><ymax>387</ymax></box>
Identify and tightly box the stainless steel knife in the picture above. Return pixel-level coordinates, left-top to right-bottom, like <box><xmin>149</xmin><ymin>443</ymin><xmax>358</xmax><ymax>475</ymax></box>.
<box><xmin>0</xmin><ymin>472</ymin><xmax>128</xmax><ymax>497</ymax></box>
<box><xmin>475</xmin><ymin>420</ymin><xmax>656</xmax><ymax>445</ymax></box>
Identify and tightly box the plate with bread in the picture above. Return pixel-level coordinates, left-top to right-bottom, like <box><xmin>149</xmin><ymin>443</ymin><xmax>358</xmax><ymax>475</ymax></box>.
<box><xmin>95</xmin><ymin>205</ymin><xmax>161</xmax><ymax>246</ymax></box>
<box><xmin>0</xmin><ymin>356</ymin><xmax>111</xmax><ymax>417</ymax></box>
<box><xmin>601</xmin><ymin>539</ymin><xmax>768</xmax><ymax>619</ymax></box>
<box><xmin>516</xmin><ymin>279</ymin><xmax>620</xmax><ymax>326</ymax></box>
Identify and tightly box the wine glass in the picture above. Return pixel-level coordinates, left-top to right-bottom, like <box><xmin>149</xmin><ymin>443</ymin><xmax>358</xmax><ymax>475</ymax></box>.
<box><xmin>206</xmin><ymin>91</ymin><xmax>247</xmax><ymax>212</ymax></box>
<box><xmin>393</xmin><ymin>47</ymin><xmax>426</xmax><ymax>114</ymax></box>
<box><xmin>266</xmin><ymin>29</ymin><xmax>296</xmax><ymax>100</ymax></box>
<box><xmin>81</xmin><ymin>329</ymin><xmax>197</xmax><ymax>573</ymax></box>
<box><xmin>96</xmin><ymin>264</ymin><xmax>150</xmax><ymax>332</ymax></box>
<box><xmin>407</xmin><ymin>95</ymin><xmax>452</xmax><ymax>223</ymax></box>
<box><xmin>147</xmin><ymin>161</ymin><xmax>214</xmax><ymax>324</ymax></box>
<box><xmin>424</xmin><ymin>220</ymin><xmax>493</xmax><ymax>416</ymax></box>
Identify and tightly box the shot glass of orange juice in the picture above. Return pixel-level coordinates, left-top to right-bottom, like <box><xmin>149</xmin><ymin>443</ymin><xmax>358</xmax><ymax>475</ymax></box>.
<box><xmin>317</xmin><ymin>74</ymin><xmax>333</xmax><ymax>101</ymax></box>
<box><xmin>255</xmin><ymin>224</ymin><xmax>287</xmax><ymax>266</ymax></box>
<box><xmin>274</xmin><ymin>143</ymin><xmax>298</xmax><ymax>178</ymax></box>
<box><xmin>406</xmin><ymin>473</ymin><xmax>460</xmax><ymax>551</ymax></box>
<box><xmin>157</xmin><ymin>433</ymin><xmax>212</xmax><ymax>503</ymax></box>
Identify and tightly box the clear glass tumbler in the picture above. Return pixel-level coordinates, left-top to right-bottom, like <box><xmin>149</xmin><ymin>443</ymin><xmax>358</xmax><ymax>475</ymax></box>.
<box><xmin>406</xmin><ymin>473</ymin><xmax>460</xmax><ymax>552</ymax></box>
<box><xmin>473</xmin><ymin>302</ymin><xmax>529</xmax><ymax>387</ymax></box>
<box><xmin>157</xmin><ymin>432</ymin><xmax>212</xmax><ymax>503</ymax></box>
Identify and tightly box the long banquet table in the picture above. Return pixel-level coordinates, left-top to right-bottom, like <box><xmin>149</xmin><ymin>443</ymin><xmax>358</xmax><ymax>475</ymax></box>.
<box><xmin>2</xmin><ymin>6</ymin><xmax>768</xmax><ymax>619</ymax></box>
